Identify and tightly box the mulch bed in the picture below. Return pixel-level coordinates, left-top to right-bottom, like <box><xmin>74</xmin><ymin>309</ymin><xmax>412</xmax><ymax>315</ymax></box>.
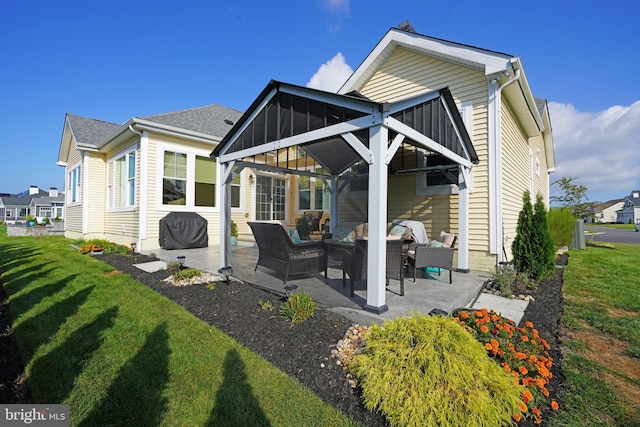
<box><xmin>0</xmin><ymin>252</ymin><xmax>567</xmax><ymax>426</ymax></box>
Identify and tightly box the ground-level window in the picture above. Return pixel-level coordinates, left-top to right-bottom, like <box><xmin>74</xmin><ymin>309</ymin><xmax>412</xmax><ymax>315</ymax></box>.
<box><xmin>161</xmin><ymin>148</ymin><xmax>242</xmax><ymax>210</ymax></box>
<box><xmin>163</xmin><ymin>151</ymin><xmax>187</xmax><ymax>205</ymax></box>
<box><xmin>195</xmin><ymin>155</ymin><xmax>216</xmax><ymax>207</ymax></box>
<box><xmin>108</xmin><ymin>149</ymin><xmax>136</xmax><ymax>208</ymax></box>
<box><xmin>68</xmin><ymin>165</ymin><xmax>81</xmax><ymax>203</ymax></box>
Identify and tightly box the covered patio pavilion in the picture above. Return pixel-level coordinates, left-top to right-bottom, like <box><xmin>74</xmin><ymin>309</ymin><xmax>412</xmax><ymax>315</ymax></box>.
<box><xmin>211</xmin><ymin>80</ymin><xmax>479</xmax><ymax>314</ymax></box>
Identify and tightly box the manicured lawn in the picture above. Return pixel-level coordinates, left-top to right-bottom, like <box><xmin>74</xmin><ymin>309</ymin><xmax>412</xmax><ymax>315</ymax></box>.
<box><xmin>0</xmin><ymin>234</ymin><xmax>356</xmax><ymax>426</ymax></box>
<box><xmin>551</xmin><ymin>242</ymin><xmax>640</xmax><ymax>426</ymax></box>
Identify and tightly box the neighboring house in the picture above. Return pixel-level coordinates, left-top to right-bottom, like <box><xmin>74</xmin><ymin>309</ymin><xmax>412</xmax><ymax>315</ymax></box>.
<box><xmin>57</xmin><ymin>105</ymin><xmax>243</xmax><ymax>250</ymax></box>
<box><xmin>616</xmin><ymin>190</ymin><xmax>640</xmax><ymax>224</ymax></box>
<box><xmin>0</xmin><ymin>186</ymin><xmax>64</xmax><ymax>222</ymax></box>
<box><xmin>212</xmin><ymin>23</ymin><xmax>554</xmax><ymax>313</ymax></box>
<box><xmin>589</xmin><ymin>199</ymin><xmax>623</xmax><ymax>223</ymax></box>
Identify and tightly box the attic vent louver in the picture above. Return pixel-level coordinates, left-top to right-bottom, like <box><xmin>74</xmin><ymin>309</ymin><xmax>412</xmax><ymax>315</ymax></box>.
<box><xmin>224</xmin><ymin>119</ymin><xmax>234</xmax><ymax>125</ymax></box>
<box><xmin>397</xmin><ymin>20</ymin><xmax>416</xmax><ymax>33</ymax></box>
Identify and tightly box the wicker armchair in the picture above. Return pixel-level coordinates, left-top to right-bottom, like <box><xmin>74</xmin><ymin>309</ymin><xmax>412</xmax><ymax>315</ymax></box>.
<box><xmin>341</xmin><ymin>238</ymin><xmax>407</xmax><ymax>297</ymax></box>
<box><xmin>408</xmin><ymin>235</ymin><xmax>457</xmax><ymax>283</ymax></box>
<box><xmin>248</xmin><ymin>222</ymin><xmax>327</xmax><ymax>284</ymax></box>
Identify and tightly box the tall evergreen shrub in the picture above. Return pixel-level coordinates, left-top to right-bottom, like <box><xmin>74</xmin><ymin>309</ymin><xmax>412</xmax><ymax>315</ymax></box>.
<box><xmin>512</xmin><ymin>191</ymin><xmax>555</xmax><ymax>280</ymax></box>
<box><xmin>533</xmin><ymin>193</ymin><xmax>556</xmax><ymax>277</ymax></box>
<box><xmin>512</xmin><ymin>191</ymin><xmax>535</xmax><ymax>277</ymax></box>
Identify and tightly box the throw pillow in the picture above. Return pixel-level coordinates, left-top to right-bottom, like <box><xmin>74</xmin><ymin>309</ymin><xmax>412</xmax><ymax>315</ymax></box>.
<box><xmin>342</xmin><ymin>230</ymin><xmax>356</xmax><ymax>242</ymax></box>
<box><xmin>289</xmin><ymin>228</ymin><xmax>302</xmax><ymax>244</ymax></box>
<box><xmin>440</xmin><ymin>231</ymin><xmax>455</xmax><ymax>248</ymax></box>
<box><xmin>388</xmin><ymin>225</ymin><xmax>406</xmax><ymax>237</ymax></box>
<box><xmin>428</xmin><ymin>240</ymin><xmax>444</xmax><ymax>247</ymax></box>
<box><xmin>332</xmin><ymin>227</ymin><xmax>351</xmax><ymax>241</ymax></box>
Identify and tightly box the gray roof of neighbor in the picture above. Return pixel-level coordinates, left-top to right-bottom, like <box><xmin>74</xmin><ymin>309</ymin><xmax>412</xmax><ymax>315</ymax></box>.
<box><xmin>141</xmin><ymin>104</ymin><xmax>243</xmax><ymax>138</ymax></box>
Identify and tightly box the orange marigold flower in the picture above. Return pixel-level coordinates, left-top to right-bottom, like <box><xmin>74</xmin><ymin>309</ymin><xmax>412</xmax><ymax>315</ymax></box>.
<box><xmin>480</xmin><ymin>325</ymin><xmax>489</xmax><ymax>333</ymax></box>
<box><xmin>521</xmin><ymin>335</ymin><xmax>529</xmax><ymax>342</ymax></box>
<box><xmin>532</xmin><ymin>407</ymin><xmax>541</xmax><ymax>416</ymax></box>
<box><xmin>513</xmin><ymin>414</ymin><xmax>521</xmax><ymax>422</ymax></box>
<box><xmin>518</xmin><ymin>401</ymin><xmax>528</xmax><ymax>413</ymax></box>
<box><xmin>481</xmin><ymin>307</ymin><xmax>489</xmax><ymax>315</ymax></box>
<box><xmin>501</xmin><ymin>362</ymin><xmax>512</xmax><ymax>373</ymax></box>
<box><xmin>534</xmin><ymin>418</ymin><xmax>542</xmax><ymax>424</ymax></box>
<box><xmin>530</xmin><ymin>339</ymin><xmax>537</xmax><ymax>346</ymax></box>
<box><xmin>525</xmin><ymin>321</ymin><xmax>534</xmax><ymax>328</ymax></box>
<box><xmin>522</xmin><ymin>390</ymin><xmax>533</xmax><ymax>403</ymax></box>
<box><xmin>519</xmin><ymin>366</ymin><xmax>529</xmax><ymax>375</ymax></box>
<box><xmin>551</xmin><ymin>400</ymin><xmax>559</xmax><ymax>411</ymax></box>
<box><xmin>485</xmin><ymin>343</ymin><xmax>493</xmax><ymax>351</ymax></box>
<box><xmin>459</xmin><ymin>310</ymin><xmax>469</xmax><ymax>319</ymax></box>
<box><xmin>491</xmin><ymin>328</ymin><xmax>499</xmax><ymax>335</ymax></box>
<box><xmin>536</xmin><ymin>378</ymin><xmax>547</xmax><ymax>388</ymax></box>
<box><xmin>515</xmin><ymin>352</ymin><xmax>527</xmax><ymax>360</ymax></box>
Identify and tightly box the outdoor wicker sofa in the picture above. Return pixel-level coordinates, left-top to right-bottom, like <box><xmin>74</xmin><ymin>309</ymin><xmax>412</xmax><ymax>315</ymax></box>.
<box><xmin>248</xmin><ymin>221</ymin><xmax>328</xmax><ymax>284</ymax></box>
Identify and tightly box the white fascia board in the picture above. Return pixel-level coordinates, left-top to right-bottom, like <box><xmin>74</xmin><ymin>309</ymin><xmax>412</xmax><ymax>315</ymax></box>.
<box><xmin>218</xmin><ymin>115</ymin><xmax>381</xmax><ymax>163</ymax></box>
<box><xmin>341</xmin><ymin>29</ymin><xmax>512</xmax><ymax>93</ymax></box>
<box><xmin>385</xmin><ymin>117</ymin><xmax>473</xmax><ymax>168</ymax></box>
<box><xmin>508</xmin><ymin>58</ymin><xmax>544</xmax><ymax>132</ymax></box>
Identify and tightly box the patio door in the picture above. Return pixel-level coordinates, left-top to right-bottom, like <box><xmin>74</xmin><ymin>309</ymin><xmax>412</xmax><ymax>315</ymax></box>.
<box><xmin>255</xmin><ymin>175</ymin><xmax>286</xmax><ymax>221</ymax></box>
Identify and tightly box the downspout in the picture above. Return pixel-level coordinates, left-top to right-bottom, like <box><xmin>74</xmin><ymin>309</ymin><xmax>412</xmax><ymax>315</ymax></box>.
<box><xmin>129</xmin><ymin>125</ymin><xmax>147</xmax><ymax>252</ymax></box>
<box><xmin>489</xmin><ymin>69</ymin><xmax>520</xmax><ymax>263</ymax></box>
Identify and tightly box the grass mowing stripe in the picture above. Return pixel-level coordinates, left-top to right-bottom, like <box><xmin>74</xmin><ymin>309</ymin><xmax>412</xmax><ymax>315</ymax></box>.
<box><xmin>0</xmin><ymin>235</ymin><xmax>356</xmax><ymax>427</ymax></box>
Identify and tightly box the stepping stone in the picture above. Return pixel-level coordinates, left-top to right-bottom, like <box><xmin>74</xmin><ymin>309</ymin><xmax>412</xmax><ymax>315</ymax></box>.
<box><xmin>133</xmin><ymin>261</ymin><xmax>168</xmax><ymax>273</ymax></box>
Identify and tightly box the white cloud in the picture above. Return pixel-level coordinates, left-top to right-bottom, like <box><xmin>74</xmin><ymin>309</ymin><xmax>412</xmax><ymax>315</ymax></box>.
<box><xmin>320</xmin><ymin>0</ymin><xmax>349</xmax><ymax>13</ymax></box>
<box><xmin>549</xmin><ymin>100</ymin><xmax>640</xmax><ymax>202</ymax></box>
<box><xmin>306</xmin><ymin>52</ymin><xmax>353</xmax><ymax>92</ymax></box>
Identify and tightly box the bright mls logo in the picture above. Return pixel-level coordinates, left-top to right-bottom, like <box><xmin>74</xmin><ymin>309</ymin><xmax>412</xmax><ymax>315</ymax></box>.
<box><xmin>1</xmin><ymin>405</ymin><xmax>69</xmax><ymax>426</ymax></box>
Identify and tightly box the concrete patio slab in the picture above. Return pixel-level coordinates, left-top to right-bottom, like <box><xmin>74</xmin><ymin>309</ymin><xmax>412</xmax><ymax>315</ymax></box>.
<box><xmin>467</xmin><ymin>293</ymin><xmax>529</xmax><ymax>324</ymax></box>
<box><xmin>146</xmin><ymin>245</ymin><xmax>527</xmax><ymax>326</ymax></box>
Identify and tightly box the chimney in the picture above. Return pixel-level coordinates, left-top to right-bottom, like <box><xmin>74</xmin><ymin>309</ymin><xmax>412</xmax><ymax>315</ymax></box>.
<box><xmin>49</xmin><ymin>187</ymin><xmax>58</xmax><ymax>197</ymax></box>
<box><xmin>29</xmin><ymin>185</ymin><xmax>39</xmax><ymax>195</ymax></box>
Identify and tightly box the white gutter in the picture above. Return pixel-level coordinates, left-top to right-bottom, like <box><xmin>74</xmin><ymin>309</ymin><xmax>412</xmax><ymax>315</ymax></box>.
<box><xmin>489</xmin><ymin>69</ymin><xmax>520</xmax><ymax>262</ymax></box>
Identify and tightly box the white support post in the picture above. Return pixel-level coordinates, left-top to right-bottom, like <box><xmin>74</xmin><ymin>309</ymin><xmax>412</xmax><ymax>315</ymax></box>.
<box><xmin>458</xmin><ymin>166</ymin><xmax>470</xmax><ymax>272</ymax></box>
<box><xmin>219</xmin><ymin>161</ymin><xmax>234</xmax><ymax>269</ymax></box>
<box><xmin>364</xmin><ymin>124</ymin><xmax>388</xmax><ymax>314</ymax></box>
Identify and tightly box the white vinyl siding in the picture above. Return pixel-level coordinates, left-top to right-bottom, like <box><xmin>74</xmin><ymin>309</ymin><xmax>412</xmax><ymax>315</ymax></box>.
<box><xmin>359</xmin><ymin>47</ymin><xmax>492</xmax><ymax>267</ymax></box>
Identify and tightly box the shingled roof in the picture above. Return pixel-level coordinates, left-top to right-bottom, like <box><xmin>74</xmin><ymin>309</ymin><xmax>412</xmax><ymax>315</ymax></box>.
<box><xmin>141</xmin><ymin>104</ymin><xmax>242</xmax><ymax>137</ymax></box>
<box><xmin>66</xmin><ymin>114</ymin><xmax>120</xmax><ymax>148</ymax></box>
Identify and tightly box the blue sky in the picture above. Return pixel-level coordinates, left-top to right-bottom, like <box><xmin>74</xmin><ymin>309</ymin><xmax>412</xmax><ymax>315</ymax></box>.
<box><xmin>1</xmin><ymin>0</ymin><xmax>638</xmax><ymax>203</ymax></box>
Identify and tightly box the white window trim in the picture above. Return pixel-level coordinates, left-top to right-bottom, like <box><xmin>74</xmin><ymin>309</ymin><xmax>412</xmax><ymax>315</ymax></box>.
<box><xmin>67</xmin><ymin>162</ymin><xmax>82</xmax><ymax>206</ymax></box>
<box><xmin>295</xmin><ymin>175</ymin><xmax>328</xmax><ymax>213</ymax></box>
<box><xmin>156</xmin><ymin>143</ymin><xmax>245</xmax><ymax>213</ymax></box>
<box><xmin>107</xmin><ymin>144</ymin><xmax>137</xmax><ymax>212</ymax></box>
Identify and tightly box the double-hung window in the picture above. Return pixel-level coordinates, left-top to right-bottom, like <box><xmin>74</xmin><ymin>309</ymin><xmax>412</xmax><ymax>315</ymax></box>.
<box><xmin>163</xmin><ymin>151</ymin><xmax>187</xmax><ymax>205</ymax></box>
<box><xmin>297</xmin><ymin>173</ymin><xmax>327</xmax><ymax>211</ymax></box>
<box><xmin>68</xmin><ymin>165</ymin><xmax>81</xmax><ymax>203</ymax></box>
<box><xmin>161</xmin><ymin>148</ymin><xmax>242</xmax><ymax>210</ymax></box>
<box><xmin>108</xmin><ymin>149</ymin><xmax>136</xmax><ymax>208</ymax></box>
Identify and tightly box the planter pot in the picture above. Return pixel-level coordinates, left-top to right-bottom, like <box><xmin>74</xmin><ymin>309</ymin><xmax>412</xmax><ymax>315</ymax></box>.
<box><xmin>230</xmin><ymin>236</ymin><xmax>237</xmax><ymax>246</ymax></box>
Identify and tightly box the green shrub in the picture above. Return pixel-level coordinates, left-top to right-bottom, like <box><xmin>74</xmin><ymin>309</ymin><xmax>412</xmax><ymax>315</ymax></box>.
<box><xmin>533</xmin><ymin>193</ymin><xmax>556</xmax><ymax>277</ymax></box>
<box><xmin>280</xmin><ymin>292</ymin><xmax>316</xmax><ymax>326</ymax></box>
<box><xmin>548</xmin><ymin>208</ymin><xmax>575</xmax><ymax>250</ymax></box>
<box><xmin>173</xmin><ymin>268</ymin><xmax>202</xmax><ymax>281</ymax></box>
<box><xmin>512</xmin><ymin>191</ymin><xmax>554</xmax><ymax>280</ymax></box>
<box><xmin>351</xmin><ymin>314</ymin><xmax>524</xmax><ymax>427</ymax></box>
<box><xmin>489</xmin><ymin>265</ymin><xmax>515</xmax><ymax>298</ymax></box>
